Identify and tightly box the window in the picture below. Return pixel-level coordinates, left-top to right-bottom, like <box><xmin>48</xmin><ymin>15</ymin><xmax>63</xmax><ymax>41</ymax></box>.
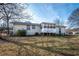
<box><xmin>44</xmin><ymin>26</ymin><xmax>46</xmax><ymax>28</ymax></box>
<box><xmin>47</xmin><ymin>25</ymin><xmax>49</xmax><ymax>28</ymax></box>
<box><xmin>27</xmin><ymin>25</ymin><xmax>30</xmax><ymax>30</ymax></box>
<box><xmin>50</xmin><ymin>26</ymin><xmax>53</xmax><ymax>28</ymax></box>
<box><xmin>32</xmin><ymin>25</ymin><xmax>35</xmax><ymax>29</ymax></box>
<box><xmin>49</xmin><ymin>25</ymin><xmax>55</xmax><ymax>28</ymax></box>
<box><xmin>40</xmin><ymin>26</ymin><xmax>42</xmax><ymax>29</ymax></box>
<box><xmin>53</xmin><ymin>26</ymin><xmax>55</xmax><ymax>28</ymax></box>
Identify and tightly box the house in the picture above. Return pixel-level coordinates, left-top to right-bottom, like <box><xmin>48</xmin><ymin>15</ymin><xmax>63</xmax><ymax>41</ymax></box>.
<box><xmin>11</xmin><ymin>21</ymin><xmax>66</xmax><ymax>35</ymax></box>
<box><xmin>11</xmin><ymin>21</ymin><xmax>41</xmax><ymax>35</ymax></box>
<box><xmin>66</xmin><ymin>28</ymin><xmax>79</xmax><ymax>35</ymax></box>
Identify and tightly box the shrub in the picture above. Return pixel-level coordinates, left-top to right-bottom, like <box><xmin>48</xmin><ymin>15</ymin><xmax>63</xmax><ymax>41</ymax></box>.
<box><xmin>16</xmin><ymin>30</ymin><xmax>26</xmax><ymax>36</ymax></box>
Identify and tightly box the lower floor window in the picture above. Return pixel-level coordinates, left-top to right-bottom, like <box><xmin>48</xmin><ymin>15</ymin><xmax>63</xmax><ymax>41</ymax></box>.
<box><xmin>27</xmin><ymin>25</ymin><xmax>30</xmax><ymax>30</ymax></box>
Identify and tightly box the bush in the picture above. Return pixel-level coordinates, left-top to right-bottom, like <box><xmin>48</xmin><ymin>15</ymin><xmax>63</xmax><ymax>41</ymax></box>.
<box><xmin>16</xmin><ymin>30</ymin><xmax>26</xmax><ymax>36</ymax></box>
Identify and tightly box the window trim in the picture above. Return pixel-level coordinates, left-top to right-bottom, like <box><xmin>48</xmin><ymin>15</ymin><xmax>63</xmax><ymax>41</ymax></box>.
<box><xmin>32</xmin><ymin>25</ymin><xmax>36</xmax><ymax>29</ymax></box>
<box><xmin>27</xmin><ymin>25</ymin><xmax>30</xmax><ymax>30</ymax></box>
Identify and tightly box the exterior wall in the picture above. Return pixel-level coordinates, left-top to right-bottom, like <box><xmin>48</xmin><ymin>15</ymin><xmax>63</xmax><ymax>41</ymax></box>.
<box><xmin>41</xmin><ymin>23</ymin><xmax>56</xmax><ymax>33</ymax></box>
<box><xmin>55</xmin><ymin>27</ymin><xmax>59</xmax><ymax>34</ymax></box>
<box><xmin>13</xmin><ymin>24</ymin><xmax>26</xmax><ymax>34</ymax></box>
<box><xmin>26</xmin><ymin>25</ymin><xmax>41</xmax><ymax>35</ymax></box>
<box><xmin>55</xmin><ymin>27</ymin><xmax>66</xmax><ymax>34</ymax></box>
<box><xmin>41</xmin><ymin>28</ymin><xmax>56</xmax><ymax>33</ymax></box>
<box><xmin>61</xmin><ymin>28</ymin><xmax>65</xmax><ymax>34</ymax></box>
<box><xmin>12</xmin><ymin>22</ymin><xmax>66</xmax><ymax>35</ymax></box>
<box><xmin>13</xmin><ymin>24</ymin><xmax>41</xmax><ymax>35</ymax></box>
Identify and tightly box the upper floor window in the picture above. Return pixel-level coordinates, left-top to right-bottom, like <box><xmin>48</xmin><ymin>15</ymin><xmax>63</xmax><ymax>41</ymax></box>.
<box><xmin>48</xmin><ymin>25</ymin><xmax>52</xmax><ymax>28</ymax></box>
<box><xmin>44</xmin><ymin>25</ymin><xmax>47</xmax><ymax>28</ymax></box>
<box><xmin>32</xmin><ymin>25</ymin><xmax>35</xmax><ymax>29</ymax></box>
<box><xmin>43</xmin><ymin>24</ymin><xmax>56</xmax><ymax>28</ymax></box>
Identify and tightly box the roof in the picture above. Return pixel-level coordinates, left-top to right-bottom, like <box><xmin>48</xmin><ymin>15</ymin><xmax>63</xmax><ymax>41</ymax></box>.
<box><xmin>67</xmin><ymin>28</ymin><xmax>79</xmax><ymax>32</ymax></box>
<box><xmin>11</xmin><ymin>21</ymin><xmax>66</xmax><ymax>28</ymax></box>
<box><xmin>11</xmin><ymin>21</ymin><xmax>31</xmax><ymax>25</ymax></box>
<box><xmin>41</xmin><ymin>22</ymin><xmax>66</xmax><ymax>28</ymax></box>
<box><xmin>11</xmin><ymin>21</ymin><xmax>40</xmax><ymax>26</ymax></box>
<box><xmin>56</xmin><ymin>25</ymin><xmax>66</xmax><ymax>28</ymax></box>
<box><xmin>31</xmin><ymin>23</ymin><xmax>40</xmax><ymax>26</ymax></box>
<box><xmin>41</xmin><ymin>22</ymin><xmax>55</xmax><ymax>25</ymax></box>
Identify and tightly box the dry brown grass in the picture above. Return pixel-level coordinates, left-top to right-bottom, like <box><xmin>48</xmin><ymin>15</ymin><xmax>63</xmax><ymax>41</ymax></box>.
<box><xmin>0</xmin><ymin>35</ymin><xmax>79</xmax><ymax>56</ymax></box>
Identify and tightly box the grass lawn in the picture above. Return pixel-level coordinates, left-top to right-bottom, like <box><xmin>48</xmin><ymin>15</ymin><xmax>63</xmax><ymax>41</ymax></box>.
<box><xmin>0</xmin><ymin>35</ymin><xmax>79</xmax><ymax>56</ymax></box>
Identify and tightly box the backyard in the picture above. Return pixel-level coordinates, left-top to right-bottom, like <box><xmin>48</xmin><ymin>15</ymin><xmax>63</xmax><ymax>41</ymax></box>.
<box><xmin>0</xmin><ymin>35</ymin><xmax>79</xmax><ymax>56</ymax></box>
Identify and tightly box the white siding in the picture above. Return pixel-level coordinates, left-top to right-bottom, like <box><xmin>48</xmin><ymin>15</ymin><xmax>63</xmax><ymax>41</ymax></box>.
<box><xmin>13</xmin><ymin>25</ymin><xmax>26</xmax><ymax>34</ymax></box>
<box><xmin>41</xmin><ymin>23</ymin><xmax>56</xmax><ymax>33</ymax></box>
<box><xmin>26</xmin><ymin>25</ymin><xmax>41</xmax><ymax>35</ymax></box>
<box><xmin>12</xmin><ymin>22</ymin><xmax>66</xmax><ymax>35</ymax></box>
<box><xmin>61</xmin><ymin>28</ymin><xmax>65</xmax><ymax>34</ymax></box>
<box><xmin>55</xmin><ymin>28</ymin><xmax>59</xmax><ymax>34</ymax></box>
<box><xmin>55</xmin><ymin>27</ymin><xmax>66</xmax><ymax>34</ymax></box>
<box><xmin>41</xmin><ymin>28</ymin><xmax>56</xmax><ymax>33</ymax></box>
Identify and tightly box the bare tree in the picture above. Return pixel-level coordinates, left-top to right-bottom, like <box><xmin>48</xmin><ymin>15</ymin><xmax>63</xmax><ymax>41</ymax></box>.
<box><xmin>54</xmin><ymin>18</ymin><xmax>62</xmax><ymax>35</ymax></box>
<box><xmin>0</xmin><ymin>3</ymin><xmax>31</xmax><ymax>35</ymax></box>
<box><xmin>68</xmin><ymin>8</ymin><xmax>79</xmax><ymax>28</ymax></box>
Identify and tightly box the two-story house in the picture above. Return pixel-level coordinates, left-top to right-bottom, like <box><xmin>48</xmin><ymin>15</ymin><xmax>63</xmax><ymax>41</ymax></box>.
<box><xmin>11</xmin><ymin>21</ymin><xmax>66</xmax><ymax>35</ymax></box>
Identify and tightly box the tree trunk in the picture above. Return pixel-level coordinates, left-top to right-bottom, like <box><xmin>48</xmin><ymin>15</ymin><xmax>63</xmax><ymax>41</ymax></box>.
<box><xmin>7</xmin><ymin>18</ymin><xmax>9</xmax><ymax>36</ymax></box>
<box><xmin>2</xmin><ymin>5</ymin><xmax>10</xmax><ymax>36</ymax></box>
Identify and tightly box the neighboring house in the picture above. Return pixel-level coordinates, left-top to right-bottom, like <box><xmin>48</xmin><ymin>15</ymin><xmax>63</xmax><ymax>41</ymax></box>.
<box><xmin>66</xmin><ymin>28</ymin><xmax>79</xmax><ymax>35</ymax></box>
<box><xmin>11</xmin><ymin>21</ymin><xmax>66</xmax><ymax>35</ymax></box>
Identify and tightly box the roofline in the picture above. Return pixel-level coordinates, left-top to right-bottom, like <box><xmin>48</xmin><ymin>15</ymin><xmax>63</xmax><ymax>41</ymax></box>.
<box><xmin>11</xmin><ymin>21</ymin><xmax>66</xmax><ymax>27</ymax></box>
<box><xmin>11</xmin><ymin>22</ymin><xmax>40</xmax><ymax>26</ymax></box>
<box><xmin>56</xmin><ymin>25</ymin><xmax>66</xmax><ymax>28</ymax></box>
<box><xmin>41</xmin><ymin>22</ymin><xmax>55</xmax><ymax>25</ymax></box>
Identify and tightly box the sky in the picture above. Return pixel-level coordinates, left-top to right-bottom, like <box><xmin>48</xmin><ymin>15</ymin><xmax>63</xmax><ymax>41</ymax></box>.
<box><xmin>24</xmin><ymin>3</ymin><xmax>79</xmax><ymax>26</ymax></box>
<box><xmin>1</xmin><ymin>3</ymin><xmax>79</xmax><ymax>28</ymax></box>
